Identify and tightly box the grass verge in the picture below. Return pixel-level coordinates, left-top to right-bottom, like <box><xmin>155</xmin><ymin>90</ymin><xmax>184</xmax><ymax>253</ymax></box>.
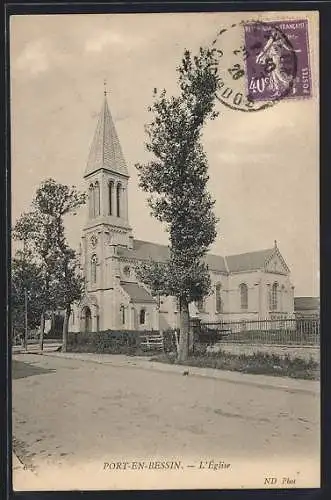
<box><xmin>151</xmin><ymin>350</ymin><xmax>319</xmax><ymax>380</ymax></box>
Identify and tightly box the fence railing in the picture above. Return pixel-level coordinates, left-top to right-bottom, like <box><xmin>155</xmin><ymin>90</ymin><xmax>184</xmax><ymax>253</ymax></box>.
<box><xmin>196</xmin><ymin>317</ymin><xmax>320</xmax><ymax>346</ymax></box>
<box><xmin>140</xmin><ymin>331</ymin><xmax>164</xmax><ymax>351</ymax></box>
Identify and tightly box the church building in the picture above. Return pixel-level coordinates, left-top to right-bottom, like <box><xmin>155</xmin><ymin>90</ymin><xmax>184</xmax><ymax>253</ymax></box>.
<box><xmin>69</xmin><ymin>95</ymin><xmax>295</xmax><ymax>334</ymax></box>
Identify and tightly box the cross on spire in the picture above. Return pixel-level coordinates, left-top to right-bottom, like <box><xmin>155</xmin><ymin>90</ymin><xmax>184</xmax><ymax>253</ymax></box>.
<box><xmin>103</xmin><ymin>79</ymin><xmax>108</xmax><ymax>97</ymax></box>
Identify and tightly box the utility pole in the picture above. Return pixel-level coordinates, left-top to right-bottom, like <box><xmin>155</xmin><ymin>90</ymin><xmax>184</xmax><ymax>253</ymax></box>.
<box><xmin>24</xmin><ymin>288</ymin><xmax>28</xmax><ymax>350</ymax></box>
<box><xmin>23</xmin><ymin>237</ymin><xmax>28</xmax><ymax>350</ymax></box>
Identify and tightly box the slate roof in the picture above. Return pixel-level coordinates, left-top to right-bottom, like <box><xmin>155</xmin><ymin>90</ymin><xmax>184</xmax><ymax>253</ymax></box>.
<box><xmin>294</xmin><ymin>297</ymin><xmax>320</xmax><ymax>311</ymax></box>
<box><xmin>205</xmin><ymin>253</ymin><xmax>228</xmax><ymax>272</ymax></box>
<box><xmin>120</xmin><ymin>282</ymin><xmax>155</xmax><ymax>303</ymax></box>
<box><xmin>128</xmin><ymin>240</ymin><xmax>170</xmax><ymax>263</ymax></box>
<box><xmin>121</xmin><ymin>239</ymin><xmax>276</xmax><ymax>274</ymax></box>
<box><xmin>85</xmin><ymin>96</ymin><xmax>128</xmax><ymax>177</ymax></box>
<box><xmin>225</xmin><ymin>248</ymin><xmax>275</xmax><ymax>273</ymax></box>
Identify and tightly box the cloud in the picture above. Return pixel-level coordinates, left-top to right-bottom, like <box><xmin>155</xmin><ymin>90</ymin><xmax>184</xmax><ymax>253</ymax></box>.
<box><xmin>84</xmin><ymin>30</ymin><xmax>144</xmax><ymax>53</ymax></box>
<box><xmin>14</xmin><ymin>40</ymin><xmax>49</xmax><ymax>76</ymax></box>
<box><xmin>13</xmin><ymin>38</ymin><xmax>70</xmax><ymax>78</ymax></box>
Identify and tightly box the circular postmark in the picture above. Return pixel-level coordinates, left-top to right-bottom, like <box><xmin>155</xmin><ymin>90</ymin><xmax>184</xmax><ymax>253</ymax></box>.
<box><xmin>212</xmin><ymin>20</ymin><xmax>298</xmax><ymax>112</ymax></box>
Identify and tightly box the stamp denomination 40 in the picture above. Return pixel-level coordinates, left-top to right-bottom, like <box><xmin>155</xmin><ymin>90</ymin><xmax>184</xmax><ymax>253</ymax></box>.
<box><xmin>213</xmin><ymin>18</ymin><xmax>312</xmax><ymax>112</ymax></box>
<box><xmin>244</xmin><ymin>20</ymin><xmax>311</xmax><ymax>101</ymax></box>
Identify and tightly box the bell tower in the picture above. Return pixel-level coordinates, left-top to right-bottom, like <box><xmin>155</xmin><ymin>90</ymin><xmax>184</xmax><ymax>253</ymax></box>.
<box><xmin>83</xmin><ymin>88</ymin><xmax>132</xmax><ymax>245</ymax></box>
<box><xmin>80</xmin><ymin>87</ymin><xmax>134</xmax><ymax>327</ymax></box>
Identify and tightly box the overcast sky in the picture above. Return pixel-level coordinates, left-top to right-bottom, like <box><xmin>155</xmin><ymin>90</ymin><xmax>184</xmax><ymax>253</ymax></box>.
<box><xmin>10</xmin><ymin>11</ymin><xmax>319</xmax><ymax>296</ymax></box>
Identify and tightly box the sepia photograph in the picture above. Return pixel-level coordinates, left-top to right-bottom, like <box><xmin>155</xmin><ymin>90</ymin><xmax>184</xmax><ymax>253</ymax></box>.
<box><xmin>10</xmin><ymin>10</ymin><xmax>320</xmax><ymax>491</ymax></box>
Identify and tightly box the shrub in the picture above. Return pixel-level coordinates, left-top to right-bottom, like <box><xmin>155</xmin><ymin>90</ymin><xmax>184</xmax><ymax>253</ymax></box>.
<box><xmin>67</xmin><ymin>330</ymin><xmax>167</xmax><ymax>355</ymax></box>
<box><xmin>162</xmin><ymin>329</ymin><xmax>178</xmax><ymax>352</ymax></box>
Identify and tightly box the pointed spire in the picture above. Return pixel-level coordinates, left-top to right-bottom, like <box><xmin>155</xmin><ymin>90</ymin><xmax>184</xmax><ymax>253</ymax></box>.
<box><xmin>85</xmin><ymin>92</ymin><xmax>128</xmax><ymax>178</ymax></box>
<box><xmin>274</xmin><ymin>239</ymin><xmax>277</xmax><ymax>248</ymax></box>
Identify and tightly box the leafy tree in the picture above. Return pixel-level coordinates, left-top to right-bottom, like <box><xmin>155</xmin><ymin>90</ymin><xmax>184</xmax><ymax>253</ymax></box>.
<box><xmin>136</xmin><ymin>47</ymin><xmax>221</xmax><ymax>361</ymax></box>
<box><xmin>11</xmin><ymin>248</ymin><xmax>44</xmax><ymax>344</ymax></box>
<box><xmin>12</xmin><ymin>179</ymin><xmax>86</xmax><ymax>351</ymax></box>
<box><xmin>13</xmin><ymin>211</ymin><xmax>59</xmax><ymax>349</ymax></box>
<box><xmin>32</xmin><ymin>179</ymin><xmax>86</xmax><ymax>351</ymax></box>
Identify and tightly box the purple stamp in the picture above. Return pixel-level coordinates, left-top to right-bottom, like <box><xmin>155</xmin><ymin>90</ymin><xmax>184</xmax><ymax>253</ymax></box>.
<box><xmin>244</xmin><ymin>20</ymin><xmax>311</xmax><ymax>101</ymax></box>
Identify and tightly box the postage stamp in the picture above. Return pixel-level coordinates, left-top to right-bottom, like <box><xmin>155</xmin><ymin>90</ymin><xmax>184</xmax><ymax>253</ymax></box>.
<box><xmin>212</xmin><ymin>18</ymin><xmax>312</xmax><ymax>112</ymax></box>
<box><xmin>244</xmin><ymin>20</ymin><xmax>312</xmax><ymax>101</ymax></box>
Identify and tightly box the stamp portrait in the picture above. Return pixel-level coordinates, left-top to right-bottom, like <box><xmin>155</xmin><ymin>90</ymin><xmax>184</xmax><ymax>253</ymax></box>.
<box><xmin>244</xmin><ymin>19</ymin><xmax>312</xmax><ymax>101</ymax></box>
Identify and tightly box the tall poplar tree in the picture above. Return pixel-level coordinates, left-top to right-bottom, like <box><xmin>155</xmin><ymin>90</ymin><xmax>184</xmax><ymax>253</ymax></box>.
<box><xmin>136</xmin><ymin>47</ymin><xmax>221</xmax><ymax>361</ymax></box>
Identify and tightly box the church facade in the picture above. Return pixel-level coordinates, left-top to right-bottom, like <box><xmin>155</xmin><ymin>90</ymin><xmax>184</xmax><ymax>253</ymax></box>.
<box><xmin>69</xmin><ymin>96</ymin><xmax>295</xmax><ymax>334</ymax></box>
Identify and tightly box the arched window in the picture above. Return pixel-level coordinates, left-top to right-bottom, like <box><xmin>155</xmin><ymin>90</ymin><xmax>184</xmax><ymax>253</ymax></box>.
<box><xmin>280</xmin><ymin>285</ymin><xmax>285</xmax><ymax>310</ymax></box>
<box><xmin>108</xmin><ymin>181</ymin><xmax>114</xmax><ymax>215</ymax></box>
<box><xmin>120</xmin><ymin>305</ymin><xmax>125</xmax><ymax>325</ymax></box>
<box><xmin>215</xmin><ymin>283</ymin><xmax>222</xmax><ymax>313</ymax></box>
<box><xmin>268</xmin><ymin>285</ymin><xmax>272</xmax><ymax>310</ymax></box>
<box><xmin>94</xmin><ymin>181</ymin><xmax>100</xmax><ymax>217</ymax></box>
<box><xmin>116</xmin><ymin>183</ymin><xmax>121</xmax><ymax>217</ymax></box>
<box><xmin>240</xmin><ymin>283</ymin><xmax>248</xmax><ymax>310</ymax></box>
<box><xmin>89</xmin><ymin>184</ymin><xmax>94</xmax><ymax>218</ymax></box>
<box><xmin>91</xmin><ymin>255</ymin><xmax>97</xmax><ymax>284</ymax></box>
<box><xmin>271</xmin><ymin>282</ymin><xmax>279</xmax><ymax>311</ymax></box>
<box><xmin>139</xmin><ymin>308</ymin><xmax>146</xmax><ymax>325</ymax></box>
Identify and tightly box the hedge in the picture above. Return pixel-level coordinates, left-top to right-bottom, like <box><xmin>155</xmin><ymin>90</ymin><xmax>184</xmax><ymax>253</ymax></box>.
<box><xmin>68</xmin><ymin>330</ymin><xmax>176</xmax><ymax>355</ymax></box>
<box><xmin>67</xmin><ymin>330</ymin><xmax>140</xmax><ymax>354</ymax></box>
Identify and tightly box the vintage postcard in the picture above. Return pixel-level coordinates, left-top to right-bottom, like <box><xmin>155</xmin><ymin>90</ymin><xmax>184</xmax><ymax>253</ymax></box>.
<box><xmin>10</xmin><ymin>10</ymin><xmax>320</xmax><ymax>491</ymax></box>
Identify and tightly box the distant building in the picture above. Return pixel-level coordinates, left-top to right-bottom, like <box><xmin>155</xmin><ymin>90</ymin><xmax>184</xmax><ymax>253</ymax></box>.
<box><xmin>294</xmin><ymin>297</ymin><xmax>320</xmax><ymax>319</ymax></box>
<box><xmin>69</xmin><ymin>95</ymin><xmax>295</xmax><ymax>333</ymax></box>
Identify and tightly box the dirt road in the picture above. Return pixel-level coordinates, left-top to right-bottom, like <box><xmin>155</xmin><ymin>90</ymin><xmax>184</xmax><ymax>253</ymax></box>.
<box><xmin>12</xmin><ymin>354</ymin><xmax>320</xmax><ymax>490</ymax></box>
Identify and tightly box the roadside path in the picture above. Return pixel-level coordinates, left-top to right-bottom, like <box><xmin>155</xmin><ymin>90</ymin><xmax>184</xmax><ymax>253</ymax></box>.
<box><xmin>40</xmin><ymin>351</ymin><xmax>319</xmax><ymax>395</ymax></box>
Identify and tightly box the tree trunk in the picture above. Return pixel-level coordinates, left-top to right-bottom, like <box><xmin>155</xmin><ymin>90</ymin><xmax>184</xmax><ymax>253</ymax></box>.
<box><xmin>188</xmin><ymin>328</ymin><xmax>194</xmax><ymax>354</ymax></box>
<box><xmin>178</xmin><ymin>299</ymin><xmax>190</xmax><ymax>362</ymax></box>
<box><xmin>62</xmin><ymin>305</ymin><xmax>71</xmax><ymax>353</ymax></box>
<box><xmin>51</xmin><ymin>311</ymin><xmax>55</xmax><ymax>336</ymax></box>
<box><xmin>39</xmin><ymin>311</ymin><xmax>45</xmax><ymax>351</ymax></box>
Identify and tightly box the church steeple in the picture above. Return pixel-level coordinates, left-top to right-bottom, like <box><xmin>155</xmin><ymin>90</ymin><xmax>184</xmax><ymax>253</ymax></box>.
<box><xmin>83</xmin><ymin>89</ymin><xmax>132</xmax><ymax>246</ymax></box>
<box><xmin>85</xmin><ymin>94</ymin><xmax>128</xmax><ymax>178</ymax></box>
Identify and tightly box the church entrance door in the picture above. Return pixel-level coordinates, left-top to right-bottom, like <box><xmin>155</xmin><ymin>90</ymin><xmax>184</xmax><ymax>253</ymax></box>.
<box><xmin>83</xmin><ymin>306</ymin><xmax>92</xmax><ymax>333</ymax></box>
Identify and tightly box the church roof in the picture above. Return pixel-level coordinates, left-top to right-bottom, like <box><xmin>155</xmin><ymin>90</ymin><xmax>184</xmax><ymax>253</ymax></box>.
<box><xmin>85</xmin><ymin>96</ymin><xmax>128</xmax><ymax>178</ymax></box>
<box><xmin>205</xmin><ymin>253</ymin><xmax>227</xmax><ymax>272</ymax></box>
<box><xmin>225</xmin><ymin>248</ymin><xmax>275</xmax><ymax>273</ymax></box>
<box><xmin>122</xmin><ymin>239</ymin><xmax>277</xmax><ymax>274</ymax></box>
<box><xmin>125</xmin><ymin>240</ymin><xmax>170</xmax><ymax>263</ymax></box>
<box><xmin>121</xmin><ymin>281</ymin><xmax>155</xmax><ymax>303</ymax></box>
